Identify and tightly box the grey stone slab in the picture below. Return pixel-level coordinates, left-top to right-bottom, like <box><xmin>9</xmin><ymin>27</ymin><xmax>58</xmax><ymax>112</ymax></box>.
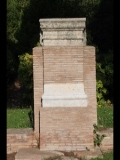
<box><xmin>39</xmin><ymin>18</ymin><xmax>86</xmax><ymax>46</ymax></box>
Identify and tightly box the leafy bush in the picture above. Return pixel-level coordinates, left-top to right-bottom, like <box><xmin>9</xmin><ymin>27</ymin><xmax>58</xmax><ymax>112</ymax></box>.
<box><xmin>96</xmin><ymin>51</ymin><xmax>113</xmax><ymax>107</ymax></box>
<box><xmin>18</xmin><ymin>53</ymin><xmax>33</xmax><ymax>107</ymax></box>
<box><xmin>7</xmin><ymin>49</ymin><xmax>18</xmax><ymax>86</ymax></box>
<box><xmin>93</xmin><ymin>124</ymin><xmax>106</xmax><ymax>148</ymax></box>
<box><xmin>96</xmin><ymin>80</ymin><xmax>107</xmax><ymax>107</ymax></box>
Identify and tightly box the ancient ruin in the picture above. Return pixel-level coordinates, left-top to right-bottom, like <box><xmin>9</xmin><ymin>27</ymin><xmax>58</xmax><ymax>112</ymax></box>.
<box><xmin>33</xmin><ymin>18</ymin><xmax>97</xmax><ymax>151</ymax></box>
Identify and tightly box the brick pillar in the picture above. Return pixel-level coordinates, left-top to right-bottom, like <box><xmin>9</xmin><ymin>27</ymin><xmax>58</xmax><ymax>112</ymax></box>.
<box><xmin>83</xmin><ymin>46</ymin><xmax>97</xmax><ymax>124</ymax></box>
<box><xmin>39</xmin><ymin>46</ymin><xmax>97</xmax><ymax>151</ymax></box>
<box><xmin>33</xmin><ymin>47</ymin><xmax>43</xmax><ymax>137</ymax></box>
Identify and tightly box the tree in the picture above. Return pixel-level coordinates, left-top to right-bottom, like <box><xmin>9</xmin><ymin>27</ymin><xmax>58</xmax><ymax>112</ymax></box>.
<box><xmin>90</xmin><ymin>0</ymin><xmax>113</xmax><ymax>52</ymax></box>
<box><xmin>7</xmin><ymin>0</ymin><xmax>113</xmax><ymax>104</ymax></box>
<box><xmin>7</xmin><ymin>0</ymin><xmax>30</xmax><ymax>85</ymax></box>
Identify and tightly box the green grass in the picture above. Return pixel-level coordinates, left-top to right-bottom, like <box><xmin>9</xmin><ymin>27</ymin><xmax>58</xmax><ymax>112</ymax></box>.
<box><xmin>7</xmin><ymin>108</ymin><xmax>33</xmax><ymax>128</ymax></box>
<box><xmin>90</xmin><ymin>150</ymin><xmax>113</xmax><ymax>160</ymax></box>
<box><xmin>7</xmin><ymin>106</ymin><xmax>113</xmax><ymax>129</ymax></box>
<box><xmin>97</xmin><ymin>106</ymin><xmax>113</xmax><ymax>128</ymax></box>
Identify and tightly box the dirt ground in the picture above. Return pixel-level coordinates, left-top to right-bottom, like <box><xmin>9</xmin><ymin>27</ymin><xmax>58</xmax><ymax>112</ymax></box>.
<box><xmin>6</xmin><ymin>151</ymin><xmax>84</xmax><ymax>160</ymax></box>
<box><xmin>6</xmin><ymin>151</ymin><xmax>74</xmax><ymax>160</ymax></box>
<box><xmin>7</xmin><ymin>152</ymin><xmax>17</xmax><ymax>160</ymax></box>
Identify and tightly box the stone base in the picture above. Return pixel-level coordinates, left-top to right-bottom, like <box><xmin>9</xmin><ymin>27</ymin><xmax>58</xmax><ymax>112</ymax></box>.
<box><xmin>15</xmin><ymin>148</ymin><xmax>104</xmax><ymax>160</ymax></box>
<box><xmin>40</xmin><ymin>107</ymin><xmax>95</xmax><ymax>151</ymax></box>
<box><xmin>42</xmin><ymin>83</ymin><xmax>88</xmax><ymax>107</ymax></box>
<box><xmin>42</xmin><ymin>96</ymin><xmax>87</xmax><ymax>107</ymax></box>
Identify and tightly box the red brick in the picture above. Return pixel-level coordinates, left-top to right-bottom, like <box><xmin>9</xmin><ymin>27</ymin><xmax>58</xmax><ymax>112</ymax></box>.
<box><xmin>33</xmin><ymin>46</ymin><xmax>98</xmax><ymax>150</ymax></box>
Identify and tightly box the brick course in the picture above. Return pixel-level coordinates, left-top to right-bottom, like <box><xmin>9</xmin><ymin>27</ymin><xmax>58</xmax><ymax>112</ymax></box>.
<box><xmin>7</xmin><ymin>128</ymin><xmax>113</xmax><ymax>153</ymax></box>
<box><xmin>7</xmin><ymin>128</ymin><xmax>38</xmax><ymax>153</ymax></box>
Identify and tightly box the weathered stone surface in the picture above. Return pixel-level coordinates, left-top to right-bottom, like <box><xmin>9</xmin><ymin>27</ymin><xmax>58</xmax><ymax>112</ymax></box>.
<box><xmin>42</xmin><ymin>83</ymin><xmax>88</xmax><ymax>107</ymax></box>
<box><xmin>39</xmin><ymin>18</ymin><xmax>86</xmax><ymax>46</ymax></box>
<box><xmin>15</xmin><ymin>148</ymin><xmax>104</xmax><ymax>160</ymax></box>
<box><xmin>15</xmin><ymin>148</ymin><xmax>62</xmax><ymax>160</ymax></box>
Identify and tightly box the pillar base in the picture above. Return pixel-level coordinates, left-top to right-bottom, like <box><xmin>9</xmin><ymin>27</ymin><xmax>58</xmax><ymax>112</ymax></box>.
<box><xmin>42</xmin><ymin>83</ymin><xmax>88</xmax><ymax>107</ymax></box>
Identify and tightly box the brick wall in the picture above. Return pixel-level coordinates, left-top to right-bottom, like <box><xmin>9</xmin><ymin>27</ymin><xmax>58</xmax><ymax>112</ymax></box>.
<box><xmin>7</xmin><ymin>128</ymin><xmax>113</xmax><ymax>153</ymax></box>
<box><xmin>40</xmin><ymin>107</ymin><xmax>95</xmax><ymax>151</ymax></box>
<box><xmin>7</xmin><ymin>129</ymin><xmax>38</xmax><ymax>154</ymax></box>
<box><xmin>33</xmin><ymin>47</ymin><xmax>43</xmax><ymax>136</ymax></box>
<box><xmin>98</xmin><ymin>128</ymin><xmax>113</xmax><ymax>151</ymax></box>
<box><xmin>83</xmin><ymin>46</ymin><xmax>97</xmax><ymax>124</ymax></box>
<box><xmin>33</xmin><ymin>46</ymin><xmax>97</xmax><ymax>151</ymax></box>
<box><xmin>43</xmin><ymin>46</ymin><xmax>84</xmax><ymax>84</ymax></box>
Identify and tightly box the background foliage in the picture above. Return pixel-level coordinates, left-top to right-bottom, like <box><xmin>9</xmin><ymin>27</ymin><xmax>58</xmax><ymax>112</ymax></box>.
<box><xmin>18</xmin><ymin>53</ymin><xmax>33</xmax><ymax>107</ymax></box>
<box><xmin>7</xmin><ymin>0</ymin><xmax>113</xmax><ymax>107</ymax></box>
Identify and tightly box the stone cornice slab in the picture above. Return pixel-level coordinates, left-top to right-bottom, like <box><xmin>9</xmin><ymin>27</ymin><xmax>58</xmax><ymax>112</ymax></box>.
<box><xmin>39</xmin><ymin>18</ymin><xmax>86</xmax><ymax>46</ymax></box>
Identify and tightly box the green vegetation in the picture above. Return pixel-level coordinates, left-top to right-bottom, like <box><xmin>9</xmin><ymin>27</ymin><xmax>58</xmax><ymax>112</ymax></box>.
<box><xmin>96</xmin><ymin>52</ymin><xmax>113</xmax><ymax>107</ymax></box>
<box><xmin>93</xmin><ymin>124</ymin><xmax>106</xmax><ymax>148</ymax></box>
<box><xmin>7</xmin><ymin>108</ymin><xmax>33</xmax><ymax>128</ymax></box>
<box><xmin>7</xmin><ymin>0</ymin><xmax>113</xmax><ymax>107</ymax></box>
<box><xmin>97</xmin><ymin>106</ymin><xmax>113</xmax><ymax>128</ymax></box>
<box><xmin>18</xmin><ymin>53</ymin><xmax>33</xmax><ymax>107</ymax></box>
<box><xmin>91</xmin><ymin>150</ymin><xmax>113</xmax><ymax>160</ymax></box>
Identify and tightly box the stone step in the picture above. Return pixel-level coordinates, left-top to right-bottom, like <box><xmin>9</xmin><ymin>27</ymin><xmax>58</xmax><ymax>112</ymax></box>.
<box><xmin>15</xmin><ymin>148</ymin><xmax>103</xmax><ymax>160</ymax></box>
<box><xmin>15</xmin><ymin>148</ymin><xmax>64</xmax><ymax>160</ymax></box>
